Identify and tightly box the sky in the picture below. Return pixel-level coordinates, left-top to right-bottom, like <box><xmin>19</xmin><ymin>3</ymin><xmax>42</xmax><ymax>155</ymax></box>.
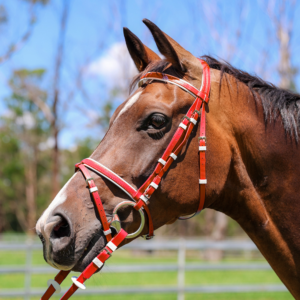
<box><xmin>1</xmin><ymin>0</ymin><xmax>300</xmax><ymax>149</ymax></box>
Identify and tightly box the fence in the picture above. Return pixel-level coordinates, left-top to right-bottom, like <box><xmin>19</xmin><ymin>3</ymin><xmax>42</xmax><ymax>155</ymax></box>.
<box><xmin>0</xmin><ymin>238</ymin><xmax>287</xmax><ymax>299</ymax></box>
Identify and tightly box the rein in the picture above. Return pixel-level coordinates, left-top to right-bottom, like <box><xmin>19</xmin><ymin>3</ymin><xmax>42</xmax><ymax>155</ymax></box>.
<box><xmin>40</xmin><ymin>59</ymin><xmax>211</xmax><ymax>300</ymax></box>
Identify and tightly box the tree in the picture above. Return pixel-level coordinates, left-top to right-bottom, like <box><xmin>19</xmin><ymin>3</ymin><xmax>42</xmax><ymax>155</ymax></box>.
<box><xmin>265</xmin><ymin>0</ymin><xmax>298</xmax><ymax>90</ymax></box>
<box><xmin>0</xmin><ymin>68</ymin><xmax>51</xmax><ymax>234</ymax></box>
<box><xmin>0</xmin><ymin>0</ymin><xmax>49</xmax><ymax>64</ymax></box>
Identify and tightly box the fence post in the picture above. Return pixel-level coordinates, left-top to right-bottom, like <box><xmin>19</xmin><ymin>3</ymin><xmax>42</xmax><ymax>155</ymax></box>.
<box><xmin>24</xmin><ymin>236</ymin><xmax>33</xmax><ymax>300</ymax></box>
<box><xmin>177</xmin><ymin>238</ymin><xmax>186</xmax><ymax>300</ymax></box>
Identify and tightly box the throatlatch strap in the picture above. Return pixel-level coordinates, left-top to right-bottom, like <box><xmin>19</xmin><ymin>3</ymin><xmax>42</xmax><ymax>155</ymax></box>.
<box><xmin>197</xmin><ymin>59</ymin><xmax>210</xmax><ymax>213</ymax></box>
<box><xmin>198</xmin><ymin>103</ymin><xmax>207</xmax><ymax>212</ymax></box>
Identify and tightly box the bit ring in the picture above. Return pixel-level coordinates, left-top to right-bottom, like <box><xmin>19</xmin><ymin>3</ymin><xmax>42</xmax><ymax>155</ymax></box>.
<box><xmin>111</xmin><ymin>201</ymin><xmax>145</xmax><ymax>239</ymax></box>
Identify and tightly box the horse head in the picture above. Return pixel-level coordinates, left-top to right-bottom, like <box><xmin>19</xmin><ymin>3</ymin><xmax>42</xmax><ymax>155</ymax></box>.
<box><xmin>35</xmin><ymin>20</ymin><xmax>231</xmax><ymax>272</ymax></box>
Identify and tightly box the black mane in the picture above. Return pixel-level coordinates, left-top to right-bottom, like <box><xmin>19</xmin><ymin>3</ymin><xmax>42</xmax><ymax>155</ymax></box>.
<box><xmin>131</xmin><ymin>56</ymin><xmax>300</xmax><ymax>140</ymax></box>
<box><xmin>202</xmin><ymin>55</ymin><xmax>300</xmax><ymax>141</ymax></box>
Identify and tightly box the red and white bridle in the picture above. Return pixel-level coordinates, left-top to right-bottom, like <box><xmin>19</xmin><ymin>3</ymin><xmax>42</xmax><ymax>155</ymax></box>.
<box><xmin>40</xmin><ymin>59</ymin><xmax>211</xmax><ymax>300</ymax></box>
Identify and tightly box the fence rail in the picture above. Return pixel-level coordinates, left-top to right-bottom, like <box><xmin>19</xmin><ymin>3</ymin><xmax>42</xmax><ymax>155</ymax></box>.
<box><xmin>0</xmin><ymin>239</ymin><xmax>260</xmax><ymax>250</ymax></box>
<box><xmin>0</xmin><ymin>238</ymin><xmax>287</xmax><ymax>299</ymax></box>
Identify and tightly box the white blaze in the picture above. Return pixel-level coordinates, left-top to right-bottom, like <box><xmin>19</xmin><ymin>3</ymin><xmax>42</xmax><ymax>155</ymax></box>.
<box><xmin>115</xmin><ymin>90</ymin><xmax>142</xmax><ymax>121</ymax></box>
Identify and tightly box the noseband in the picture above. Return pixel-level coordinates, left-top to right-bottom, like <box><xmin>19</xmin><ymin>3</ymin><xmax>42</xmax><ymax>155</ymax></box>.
<box><xmin>40</xmin><ymin>59</ymin><xmax>211</xmax><ymax>300</ymax></box>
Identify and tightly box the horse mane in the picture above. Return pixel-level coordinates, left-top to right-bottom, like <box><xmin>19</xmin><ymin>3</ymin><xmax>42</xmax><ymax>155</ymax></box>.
<box><xmin>202</xmin><ymin>55</ymin><xmax>300</xmax><ymax>141</ymax></box>
<box><xmin>130</xmin><ymin>56</ymin><xmax>300</xmax><ymax>141</ymax></box>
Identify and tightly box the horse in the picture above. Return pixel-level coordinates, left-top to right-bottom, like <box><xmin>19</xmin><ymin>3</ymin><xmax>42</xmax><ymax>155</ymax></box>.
<box><xmin>36</xmin><ymin>19</ymin><xmax>300</xmax><ymax>299</ymax></box>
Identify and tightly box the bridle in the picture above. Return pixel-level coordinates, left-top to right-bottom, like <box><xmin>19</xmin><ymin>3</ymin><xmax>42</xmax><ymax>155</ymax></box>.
<box><xmin>40</xmin><ymin>59</ymin><xmax>211</xmax><ymax>300</ymax></box>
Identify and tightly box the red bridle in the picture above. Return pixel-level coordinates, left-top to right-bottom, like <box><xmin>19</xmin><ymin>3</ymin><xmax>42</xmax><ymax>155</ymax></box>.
<box><xmin>40</xmin><ymin>59</ymin><xmax>210</xmax><ymax>300</ymax></box>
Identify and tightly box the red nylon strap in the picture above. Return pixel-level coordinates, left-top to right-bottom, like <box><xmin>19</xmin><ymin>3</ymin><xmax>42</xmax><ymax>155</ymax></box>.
<box><xmin>40</xmin><ymin>270</ymin><xmax>70</xmax><ymax>300</ymax></box>
<box><xmin>41</xmin><ymin>285</ymin><xmax>56</xmax><ymax>300</ymax></box>
<box><xmin>198</xmin><ymin>103</ymin><xmax>206</xmax><ymax>212</ymax></box>
<box><xmin>81</xmin><ymin>158</ymin><xmax>137</xmax><ymax>198</ymax></box>
<box><xmin>140</xmin><ymin>72</ymin><xmax>208</xmax><ymax>102</ymax></box>
<box><xmin>60</xmin><ymin>229</ymin><xmax>128</xmax><ymax>300</ymax></box>
<box><xmin>197</xmin><ymin>59</ymin><xmax>210</xmax><ymax>213</ymax></box>
<box><xmin>76</xmin><ymin>164</ymin><xmax>112</xmax><ymax>242</ymax></box>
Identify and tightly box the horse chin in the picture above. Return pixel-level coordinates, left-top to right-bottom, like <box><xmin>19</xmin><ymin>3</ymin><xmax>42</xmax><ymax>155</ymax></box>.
<box><xmin>72</xmin><ymin>231</ymin><xmax>107</xmax><ymax>272</ymax></box>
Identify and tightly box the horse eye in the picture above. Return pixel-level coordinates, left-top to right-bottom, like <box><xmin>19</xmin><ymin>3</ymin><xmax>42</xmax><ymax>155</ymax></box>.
<box><xmin>148</xmin><ymin>114</ymin><xmax>167</xmax><ymax>129</ymax></box>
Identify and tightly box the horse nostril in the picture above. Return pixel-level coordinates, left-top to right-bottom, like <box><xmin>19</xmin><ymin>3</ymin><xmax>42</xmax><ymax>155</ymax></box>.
<box><xmin>51</xmin><ymin>215</ymin><xmax>71</xmax><ymax>239</ymax></box>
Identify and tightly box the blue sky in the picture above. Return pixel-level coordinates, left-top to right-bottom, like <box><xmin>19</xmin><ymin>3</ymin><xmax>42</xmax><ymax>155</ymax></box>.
<box><xmin>1</xmin><ymin>0</ymin><xmax>300</xmax><ymax>148</ymax></box>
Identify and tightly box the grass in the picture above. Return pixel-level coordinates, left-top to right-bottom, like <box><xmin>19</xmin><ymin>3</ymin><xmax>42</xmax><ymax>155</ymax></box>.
<box><xmin>0</xmin><ymin>248</ymin><xmax>294</xmax><ymax>300</ymax></box>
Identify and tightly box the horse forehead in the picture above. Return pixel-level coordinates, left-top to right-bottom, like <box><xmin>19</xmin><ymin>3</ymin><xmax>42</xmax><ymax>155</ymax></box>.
<box><xmin>143</xmin><ymin>83</ymin><xmax>179</xmax><ymax>105</ymax></box>
<box><xmin>114</xmin><ymin>90</ymin><xmax>143</xmax><ymax>121</ymax></box>
<box><xmin>112</xmin><ymin>83</ymin><xmax>181</xmax><ymax>125</ymax></box>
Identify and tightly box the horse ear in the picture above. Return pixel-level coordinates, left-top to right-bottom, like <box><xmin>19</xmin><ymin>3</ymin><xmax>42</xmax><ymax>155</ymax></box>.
<box><xmin>123</xmin><ymin>27</ymin><xmax>160</xmax><ymax>72</ymax></box>
<box><xmin>143</xmin><ymin>19</ymin><xmax>199</xmax><ymax>74</ymax></box>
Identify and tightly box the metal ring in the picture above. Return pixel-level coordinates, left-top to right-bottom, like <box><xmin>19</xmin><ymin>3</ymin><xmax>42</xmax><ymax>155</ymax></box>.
<box><xmin>112</xmin><ymin>201</ymin><xmax>145</xmax><ymax>239</ymax></box>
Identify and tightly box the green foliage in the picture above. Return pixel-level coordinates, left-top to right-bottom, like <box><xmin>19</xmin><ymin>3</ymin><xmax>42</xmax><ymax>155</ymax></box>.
<box><xmin>60</xmin><ymin>137</ymin><xmax>99</xmax><ymax>184</ymax></box>
<box><xmin>0</xmin><ymin>130</ymin><xmax>24</xmax><ymax>231</ymax></box>
<box><xmin>0</xmin><ymin>64</ymin><xmax>99</xmax><ymax>232</ymax></box>
<box><xmin>0</xmin><ymin>68</ymin><xmax>50</xmax><ymax>232</ymax></box>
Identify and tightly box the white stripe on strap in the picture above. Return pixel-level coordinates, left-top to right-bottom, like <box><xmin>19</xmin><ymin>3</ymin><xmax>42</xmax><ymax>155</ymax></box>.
<box><xmin>103</xmin><ymin>228</ymin><xmax>112</xmax><ymax>236</ymax></box>
<box><xmin>199</xmin><ymin>146</ymin><xmax>206</xmax><ymax>151</ymax></box>
<box><xmin>170</xmin><ymin>153</ymin><xmax>177</xmax><ymax>160</ymax></box>
<box><xmin>93</xmin><ymin>257</ymin><xmax>104</xmax><ymax>269</ymax></box>
<box><xmin>89</xmin><ymin>186</ymin><xmax>98</xmax><ymax>193</ymax></box>
<box><xmin>71</xmin><ymin>276</ymin><xmax>86</xmax><ymax>290</ymax></box>
<box><xmin>140</xmin><ymin>195</ymin><xmax>149</xmax><ymax>204</ymax></box>
<box><xmin>84</xmin><ymin>163</ymin><xmax>137</xmax><ymax>201</ymax></box>
<box><xmin>47</xmin><ymin>279</ymin><xmax>61</xmax><ymax>294</ymax></box>
<box><xmin>138</xmin><ymin>77</ymin><xmax>199</xmax><ymax>98</ymax></box>
<box><xmin>107</xmin><ymin>241</ymin><xmax>117</xmax><ymax>252</ymax></box>
<box><xmin>199</xmin><ymin>179</ymin><xmax>207</xmax><ymax>184</ymax></box>
<box><xmin>150</xmin><ymin>182</ymin><xmax>158</xmax><ymax>189</ymax></box>
<box><xmin>179</xmin><ymin>122</ymin><xmax>187</xmax><ymax>130</ymax></box>
<box><xmin>190</xmin><ymin>118</ymin><xmax>197</xmax><ymax>125</ymax></box>
<box><xmin>158</xmin><ymin>158</ymin><xmax>166</xmax><ymax>166</ymax></box>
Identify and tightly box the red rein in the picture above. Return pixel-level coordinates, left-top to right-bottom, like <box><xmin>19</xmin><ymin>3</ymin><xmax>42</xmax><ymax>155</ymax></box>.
<box><xmin>40</xmin><ymin>59</ymin><xmax>210</xmax><ymax>300</ymax></box>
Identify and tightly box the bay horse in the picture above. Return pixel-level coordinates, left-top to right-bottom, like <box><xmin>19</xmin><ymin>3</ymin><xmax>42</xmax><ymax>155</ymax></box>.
<box><xmin>36</xmin><ymin>19</ymin><xmax>300</xmax><ymax>299</ymax></box>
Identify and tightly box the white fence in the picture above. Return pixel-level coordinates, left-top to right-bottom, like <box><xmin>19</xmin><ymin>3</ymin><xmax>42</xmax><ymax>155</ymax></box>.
<box><xmin>0</xmin><ymin>238</ymin><xmax>287</xmax><ymax>299</ymax></box>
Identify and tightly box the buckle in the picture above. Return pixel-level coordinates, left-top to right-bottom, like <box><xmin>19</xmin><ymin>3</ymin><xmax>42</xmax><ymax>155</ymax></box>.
<box><xmin>142</xmin><ymin>234</ymin><xmax>155</xmax><ymax>240</ymax></box>
<box><xmin>103</xmin><ymin>247</ymin><xmax>112</xmax><ymax>257</ymax></box>
<box><xmin>85</xmin><ymin>177</ymin><xmax>93</xmax><ymax>183</ymax></box>
<box><xmin>138</xmin><ymin>79</ymin><xmax>144</xmax><ymax>87</ymax></box>
<box><xmin>182</xmin><ymin>116</ymin><xmax>190</xmax><ymax>122</ymax></box>
<box><xmin>198</xmin><ymin>136</ymin><xmax>206</xmax><ymax>142</ymax></box>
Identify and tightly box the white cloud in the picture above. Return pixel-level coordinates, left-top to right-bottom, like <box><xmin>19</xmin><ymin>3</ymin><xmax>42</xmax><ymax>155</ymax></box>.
<box><xmin>2</xmin><ymin>109</ymin><xmax>15</xmax><ymax>118</ymax></box>
<box><xmin>38</xmin><ymin>137</ymin><xmax>55</xmax><ymax>151</ymax></box>
<box><xmin>16</xmin><ymin>111</ymin><xmax>36</xmax><ymax>130</ymax></box>
<box><xmin>86</xmin><ymin>42</ymin><xmax>138</xmax><ymax>91</ymax></box>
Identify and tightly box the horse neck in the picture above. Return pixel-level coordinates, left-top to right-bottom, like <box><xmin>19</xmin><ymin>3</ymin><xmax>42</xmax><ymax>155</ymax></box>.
<box><xmin>209</xmin><ymin>73</ymin><xmax>300</xmax><ymax>298</ymax></box>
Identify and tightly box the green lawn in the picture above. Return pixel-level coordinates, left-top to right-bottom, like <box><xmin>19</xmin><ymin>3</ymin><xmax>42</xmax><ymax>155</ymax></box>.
<box><xmin>0</xmin><ymin>248</ymin><xmax>294</xmax><ymax>300</ymax></box>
